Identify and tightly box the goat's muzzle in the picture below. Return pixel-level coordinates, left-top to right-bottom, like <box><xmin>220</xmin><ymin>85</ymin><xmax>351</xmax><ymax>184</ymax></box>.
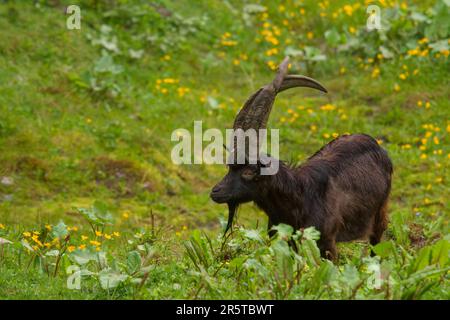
<box><xmin>210</xmin><ymin>184</ymin><xmax>230</xmax><ymax>203</ymax></box>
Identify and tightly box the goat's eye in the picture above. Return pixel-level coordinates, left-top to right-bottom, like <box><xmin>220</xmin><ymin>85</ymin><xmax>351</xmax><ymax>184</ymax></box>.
<box><xmin>241</xmin><ymin>169</ymin><xmax>256</xmax><ymax>181</ymax></box>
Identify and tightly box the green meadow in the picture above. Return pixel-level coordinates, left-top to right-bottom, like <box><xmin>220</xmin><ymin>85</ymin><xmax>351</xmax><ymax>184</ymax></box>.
<box><xmin>0</xmin><ymin>0</ymin><xmax>448</xmax><ymax>299</ymax></box>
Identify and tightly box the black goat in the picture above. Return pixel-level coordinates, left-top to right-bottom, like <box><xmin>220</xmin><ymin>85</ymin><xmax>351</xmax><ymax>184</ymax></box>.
<box><xmin>210</xmin><ymin>57</ymin><xmax>393</xmax><ymax>260</ymax></box>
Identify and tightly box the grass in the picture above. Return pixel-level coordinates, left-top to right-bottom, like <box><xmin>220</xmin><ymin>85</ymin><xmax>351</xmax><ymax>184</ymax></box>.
<box><xmin>0</xmin><ymin>0</ymin><xmax>448</xmax><ymax>299</ymax></box>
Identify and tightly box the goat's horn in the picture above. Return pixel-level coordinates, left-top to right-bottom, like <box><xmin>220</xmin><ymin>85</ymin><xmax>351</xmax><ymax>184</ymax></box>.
<box><xmin>233</xmin><ymin>57</ymin><xmax>290</xmax><ymax>131</ymax></box>
<box><xmin>230</xmin><ymin>57</ymin><xmax>327</xmax><ymax>163</ymax></box>
<box><xmin>233</xmin><ymin>57</ymin><xmax>327</xmax><ymax>132</ymax></box>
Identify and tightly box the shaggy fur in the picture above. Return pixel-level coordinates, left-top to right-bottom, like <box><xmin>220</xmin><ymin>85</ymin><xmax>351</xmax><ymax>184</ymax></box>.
<box><xmin>211</xmin><ymin>133</ymin><xmax>393</xmax><ymax>260</ymax></box>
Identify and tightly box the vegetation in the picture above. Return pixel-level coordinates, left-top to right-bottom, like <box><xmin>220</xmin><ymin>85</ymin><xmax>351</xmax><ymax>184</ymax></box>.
<box><xmin>0</xmin><ymin>0</ymin><xmax>448</xmax><ymax>299</ymax></box>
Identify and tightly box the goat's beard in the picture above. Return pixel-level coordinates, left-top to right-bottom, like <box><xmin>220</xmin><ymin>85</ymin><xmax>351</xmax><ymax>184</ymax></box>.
<box><xmin>224</xmin><ymin>202</ymin><xmax>238</xmax><ymax>235</ymax></box>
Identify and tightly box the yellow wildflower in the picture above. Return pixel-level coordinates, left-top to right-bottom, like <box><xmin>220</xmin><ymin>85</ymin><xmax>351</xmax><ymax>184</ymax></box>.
<box><xmin>90</xmin><ymin>240</ymin><xmax>101</xmax><ymax>247</ymax></box>
<box><xmin>267</xmin><ymin>60</ymin><xmax>277</xmax><ymax>70</ymax></box>
<box><xmin>163</xmin><ymin>78</ymin><xmax>178</xmax><ymax>84</ymax></box>
<box><xmin>343</xmin><ymin>5</ymin><xmax>353</xmax><ymax>16</ymax></box>
<box><xmin>67</xmin><ymin>246</ymin><xmax>76</xmax><ymax>253</ymax></box>
<box><xmin>320</xmin><ymin>104</ymin><xmax>336</xmax><ymax>111</ymax></box>
<box><xmin>177</xmin><ymin>87</ymin><xmax>190</xmax><ymax>97</ymax></box>
<box><xmin>407</xmin><ymin>48</ymin><xmax>420</xmax><ymax>56</ymax></box>
<box><xmin>372</xmin><ymin>67</ymin><xmax>380</xmax><ymax>78</ymax></box>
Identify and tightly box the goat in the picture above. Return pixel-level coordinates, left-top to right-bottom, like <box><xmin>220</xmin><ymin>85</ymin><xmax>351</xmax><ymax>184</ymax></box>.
<box><xmin>210</xmin><ymin>57</ymin><xmax>393</xmax><ymax>260</ymax></box>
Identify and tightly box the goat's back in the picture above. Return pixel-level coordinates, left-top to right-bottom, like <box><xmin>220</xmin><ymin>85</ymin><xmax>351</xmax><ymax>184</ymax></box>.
<box><xmin>297</xmin><ymin>134</ymin><xmax>393</xmax><ymax>241</ymax></box>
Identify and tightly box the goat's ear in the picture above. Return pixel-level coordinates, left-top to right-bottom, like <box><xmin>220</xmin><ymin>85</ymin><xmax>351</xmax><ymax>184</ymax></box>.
<box><xmin>241</xmin><ymin>168</ymin><xmax>257</xmax><ymax>181</ymax></box>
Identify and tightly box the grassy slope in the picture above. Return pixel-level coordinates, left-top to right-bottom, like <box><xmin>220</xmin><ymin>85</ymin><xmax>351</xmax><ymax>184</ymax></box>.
<box><xmin>0</xmin><ymin>1</ymin><xmax>448</xmax><ymax>299</ymax></box>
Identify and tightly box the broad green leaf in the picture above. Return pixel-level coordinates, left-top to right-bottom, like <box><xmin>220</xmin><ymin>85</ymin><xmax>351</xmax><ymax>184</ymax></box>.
<box><xmin>45</xmin><ymin>250</ymin><xmax>60</xmax><ymax>257</ymax></box>
<box><xmin>272</xmin><ymin>223</ymin><xmax>293</xmax><ymax>240</ymax></box>
<box><xmin>52</xmin><ymin>221</ymin><xmax>68</xmax><ymax>239</ymax></box>
<box><xmin>431</xmin><ymin>239</ymin><xmax>449</xmax><ymax>267</ymax></box>
<box><xmin>325</xmin><ymin>29</ymin><xmax>341</xmax><ymax>46</ymax></box>
<box><xmin>21</xmin><ymin>239</ymin><xmax>34</xmax><ymax>252</ymax></box>
<box><xmin>302</xmin><ymin>227</ymin><xmax>321</xmax><ymax>241</ymax></box>
<box><xmin>373</xmin><ymin>241</ymin><xmax>395</xmax><ymax>258</ymax></box>
<box><xmin>98</xmin><ymin>268</ymin><xmax>128</xmax><ymax>290</ymax></box>
<box><xmin>127</xmin><ymin>250</ymin><xmax>142</xmax><ymax>274</ymax></box>
<box><xmin>285</xmin><ymin>46</ymin><xmax>303</xmax><ymax>57</ymax></box>
<box><xmin>243</xmin><ymin>4</ymin><xmax>266</xmax><ymax>14</ymax></box>
<box><xmin>69</xmin><ymin>249</ymin><xmax>98</xmax><ymax>265</ymax></box>
<box><xmin>242</xmin><ymin>229</ymin><xmax>264</xmax><ymax>244</ymax></box>
<box><xmin>342</xmin><ymin>265</ymin><xmax>360</xmax><ymax>287</ymax></box>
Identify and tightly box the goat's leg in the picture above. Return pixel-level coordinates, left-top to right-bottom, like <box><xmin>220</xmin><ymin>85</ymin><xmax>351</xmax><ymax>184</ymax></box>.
<box><xmin>267</xmin><ymin>218</ymin><xmax>276</xmax><ymax>238</ymax></box>
<box><xmin>317</xmin><ymin>217</ymin><xmax>339</xmax><ymax>261</ymax></box>
<box><xmin>318</xmin><ymin>236</ymin><xmax>337</xmax><ymax>261</ymax></box>
<box><xmin>370</xmin><ymin>200</ymin><xmax>389</xmax><ymax>256</ymax></box>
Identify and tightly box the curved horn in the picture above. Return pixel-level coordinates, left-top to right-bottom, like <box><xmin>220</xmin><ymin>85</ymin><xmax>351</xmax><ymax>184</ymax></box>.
<box><xmin>229</xmin><ymin>57</ymin><xmax>328</xmax><ymax>163</ymax></box>
<box><xmin>233</xmin><ymin>57</ymin><xmax>290</xmax><ymax>131</ymax></box>
<box><xmin>233</xmin><ymin>57</ymin><xmax>327</xmax><ymax>132</ymax></box>
<box><xmin>278</xmin><ymin>75</ymin><xmax>328</xmax><ymax>94</ymax></box>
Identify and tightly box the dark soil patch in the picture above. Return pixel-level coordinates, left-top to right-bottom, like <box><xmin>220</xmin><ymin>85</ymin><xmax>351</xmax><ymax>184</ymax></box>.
<box><xmin>408</xmin><ymin>222</ymin><xmax>426</xmax><ymax>248</ymax></box>
<box><xmin>14</xmin><ymin>156</ymin><xmax>48</xmax><ymax>180</ymax></box>
<box><xmin>90</xmin><ymin>156</ymin><xmax>155</xmax><ymax>197</ymax></box>
<box><xmin>403</xmin><ymin>92</ymin><xmax>432</xmax><ymax>110</ymax></box>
